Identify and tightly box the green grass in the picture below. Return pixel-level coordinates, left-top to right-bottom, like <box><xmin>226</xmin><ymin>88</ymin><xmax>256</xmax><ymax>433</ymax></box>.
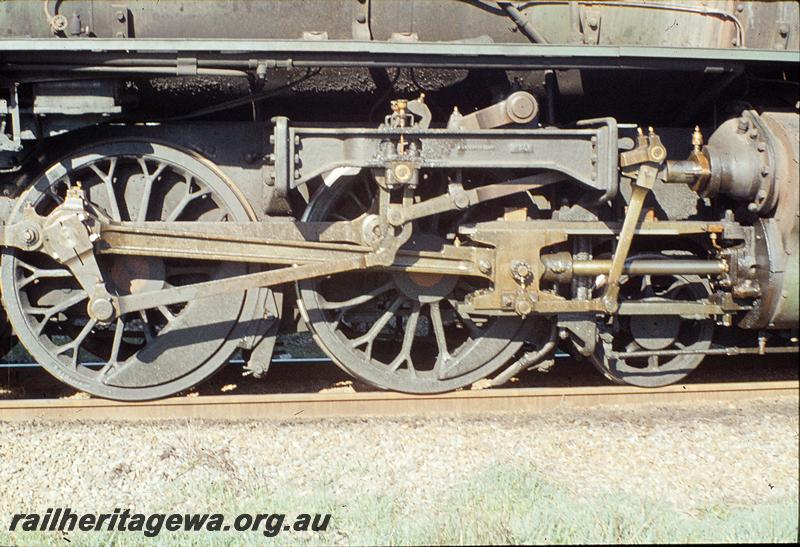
<box><xmin>2</xmin><ymin>465</ymin><xmax>797</xmax><ymax>545</ymax></box>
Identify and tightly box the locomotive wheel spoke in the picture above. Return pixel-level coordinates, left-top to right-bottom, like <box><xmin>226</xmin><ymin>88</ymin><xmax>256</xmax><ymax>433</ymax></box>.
<box><xmin>138</xmin><ymin>310</ymin><xmax>155</xmax><ymax>343</ymax></box>
<box><xmin>54</xmin><ymin>318</ymin><xmax>97</xmax><ymax>368</ymax></box>
<box><xmin>165</xmin><ymin>177</ymin><xmax>211</xmax><ymax>222</ymax></box>
<box><xmin>26</xmin><ymin>290</ymin><xmax>89</xmax><ymax>337</ymax></box>
<box><xmin>349</xmin><ymin>294</ymin><xmax>404</xmax><ymax>359</ymax></box>
<box><xmin>135</xmin><ymin>160</ymin><xmax>167</xmax><ymax>222</ymax></box>
<box><xmin>429</xmin><ymin>301</ymin><xmax>451</xmax><ymax>372</ymax></box>
<box><xmin>99</xmin><ymin>317</ymin><xmax>126</xmax><ymax>381</ymax></box>
<box><xmin>90</xmin><ymin>158</ymin><xmax>123</xmax><ymax>221</ymax></box>
<box><xmin>15</xmin><ymin>260</ymin><xmax>73</xmax><ymax>289</ymax></box>
<box><xmin>389</xmin><ymin>301</ymin><xmax>420</xmax><ymax>374</ymax></box>
<box><xmin>158</xmin><ymin>305</ymin><xmax>177</xmax><ymax>321</ymax></box>
<box><xmin>319</xmin><ymin>281</ymin><xmax>394</xmax><ymax>310</ymax></box>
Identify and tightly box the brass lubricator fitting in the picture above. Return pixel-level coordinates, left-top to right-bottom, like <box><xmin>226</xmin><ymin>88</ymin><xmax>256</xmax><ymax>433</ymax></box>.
<box><xmin>664</xmin><ymin>126</ymin><xmax>711</xmax><ymax>193</ymax></box>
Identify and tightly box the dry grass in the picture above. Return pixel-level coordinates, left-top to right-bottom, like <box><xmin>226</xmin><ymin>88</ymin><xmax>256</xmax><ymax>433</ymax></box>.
<box><xmin>2</xmin><ymin>464</ymin><xmax>796</xmax><ymax>545</ymax></box>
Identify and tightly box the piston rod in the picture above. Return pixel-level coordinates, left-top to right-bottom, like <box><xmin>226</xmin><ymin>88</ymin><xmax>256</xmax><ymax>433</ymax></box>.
<box><xmin>541</xmin><ymin>254</ymin><xmax>727</xmax><ymax>283</ymax></box>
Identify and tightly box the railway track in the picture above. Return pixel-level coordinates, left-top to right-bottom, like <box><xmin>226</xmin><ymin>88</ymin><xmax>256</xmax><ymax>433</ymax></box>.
<box><xmin>0</xmin><ymin>380</ymin><xmax>796</xmax><ymax>422</ymax></box>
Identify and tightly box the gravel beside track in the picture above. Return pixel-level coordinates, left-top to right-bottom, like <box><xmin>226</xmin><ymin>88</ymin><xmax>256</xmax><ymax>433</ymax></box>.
<box><xmin>0</xmin><ymin>396</ymin><xmax>796</xmax><ymax>520</ymax></box>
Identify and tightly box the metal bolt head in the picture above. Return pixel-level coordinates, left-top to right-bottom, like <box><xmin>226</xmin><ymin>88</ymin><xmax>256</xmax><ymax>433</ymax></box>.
<box><xmin>387</xmin><ymin>208</ymin><xmax>404</xmax><ymax>226</ymax></box>
<box><xmin>478</xmin><ymin>259</ymin><xmax>492</xmax><ymax>275</ymax></box>
<box><xmin>453</xmin><ymin>192</ymin><xmax>470</xmax><ymax>210</ymax></box>
<box><xmin>514</xmin><ymin>263</ymin><xmax>531</xmax><ymax>278</ymax></box>
<box><xmin>393</xmin><ymin>164</ymin><xmax>413</xmax><ymax>183</ymax></box>
<box><xmin>514</xmin><ymin>299</ymin><xmax>533</xmax><ymax>317</ymax></box>
<box><xmin>779</xmin><ymin>25</ymin><xmax>789</xmax><ymax>37</ymax></box>
<box><xmin>89</xmin><ymin>298</ymin><xmax>115</xmax><ymax>322</ymax></box>
<box><xmin>21</xmin><ymin>228</ymin><xmax>37</xmax><ymax>245</ymax></box>
<box><xmin>115</xmin><ymin>10</ymin><xmax>126</xmax><ymax>22</ymax></box>
<box><xmin>757</xmin><ymin>141</ymin><xmax>767</xmax><ymax>152</ymax></box>
<box><xmin>587</xmin><ymin>16</ymin><xmax>598</xmax><ymax>29</ymax></box>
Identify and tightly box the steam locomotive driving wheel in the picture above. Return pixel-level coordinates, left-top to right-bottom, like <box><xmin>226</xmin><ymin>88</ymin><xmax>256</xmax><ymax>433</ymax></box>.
<box><xmin>0</xmin><ymin>141</ymin><xmax>267</xmax><ymax>400</ymax></box>
<box><xmin>297</xmin><ymin>177</ymin><xmax>528</xmax><ymax>393</ymax></box>
<box><xmin>591</xmin><ymin>263</ymin><xmax>715</xmax><ymax>387</ymax></box>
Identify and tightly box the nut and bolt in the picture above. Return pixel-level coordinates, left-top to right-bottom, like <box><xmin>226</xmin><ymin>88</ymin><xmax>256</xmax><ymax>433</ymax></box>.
<box><xmin>587</xmin><ymin>16</ymin><xmax>598</xmax><ymax>29</ymax></box>
<box><xmin>514</xmin><ymin>263</ymin><xmax>530</xmax><ymax>278</ymax></box>
<box><xmin>478</xmin><ymin>260</ymin><xmax>492</xmax><ymax>275</ymax></box>
<box><xmin>514</xmin><ymin>299</ymin><xmax>533</xmax><ymax>317</ymax></box>
<box><xmin>779</xmin><ymin>25</ymin><xmax>789</xmax><ymax>37</ymax></box>
<box><xmin>115</xmin><ymin>11</ymin><xmax>126</xmax><ymax>22</ymax></box>
<box><xmin>21</xmin><ymin>228</ymin><xmax>38</xmax><ymax>245</ymax></box>
<box><xmin>511</xmin><ymin>261</ymin><xmax>532</xmax><ymax>280</ymax></box>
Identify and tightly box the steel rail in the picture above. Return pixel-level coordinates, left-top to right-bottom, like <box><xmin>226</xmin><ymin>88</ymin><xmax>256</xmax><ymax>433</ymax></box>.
<box><xmin>0</xmin><ymin>381</ymin><xmax>795</xmax><ymax>422</ymax></box>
